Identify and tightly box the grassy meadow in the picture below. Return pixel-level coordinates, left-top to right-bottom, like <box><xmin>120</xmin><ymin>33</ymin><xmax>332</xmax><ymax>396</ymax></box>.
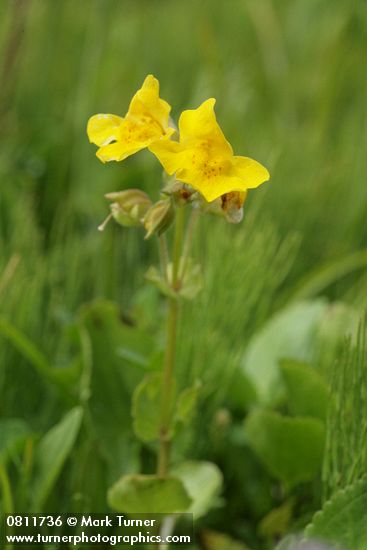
<box><xmin>1</xmin><ymin>1</ymin><xmax>367</xmax><ymax>549</ymax></box>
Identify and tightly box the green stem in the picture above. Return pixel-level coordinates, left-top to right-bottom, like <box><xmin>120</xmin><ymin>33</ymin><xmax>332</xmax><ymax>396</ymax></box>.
<box><xmin>157</xmin><ymin>297</ymin><xmax>178</xmax><ymax>477</ymax></box>
<box><xmin>157</xmin><ymin>205</ymin><xmax>185</xmax><ymax>477</ymax></box>
<box><xmin>172</xmin><ymin>205</ymin><xmax>185</xmax><ymax>288</ymax></box>
<box><xmin>0</xmin><ymin>463</ymin><xmax>14</xmax><ymax>550</ymax></box>
<box><xmin>158</xmin><ymin>235</ymin><xmax>169</xmax><ymax>282</ymax></box>
<box><xmin>179</xmin><ymin>206</ymin><xmax>199</xmax><ymax>281</ymax></box>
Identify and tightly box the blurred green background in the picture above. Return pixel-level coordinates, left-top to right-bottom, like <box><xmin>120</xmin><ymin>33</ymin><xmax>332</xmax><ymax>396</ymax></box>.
<box><xmin>1</xmin><ymin>0</ymin><xmax>367</xmax><ymax>548</ymax></box>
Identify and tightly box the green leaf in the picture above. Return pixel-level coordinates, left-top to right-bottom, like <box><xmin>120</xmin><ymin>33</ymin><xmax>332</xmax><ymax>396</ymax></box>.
<box><xmin>280</xmin><ymin>359</ymin><xmax>329</xmax><ymax>421</ymax></box>
<box><xmin>175</xmin><ymin>381</ymin><xmax>201</xmax><ymax>425</ymax></box>
<box><xmin>145</xmin><ymin>260</ymin><xmax>203</xmax><ymax>301</ymax></box>
<box><xmin>259</xmin><ymin>499</ymin><xmax>294</xmax><ymax>539</ymax></box>
<box><xmin>31</xmin><ymin>406</ymin><xmax>83</xmax><ymax>511</ymax></box>
<box><xmin>79</xmin><ymin>300</ymin><xmax>155</xmax><ymax>477</ymax></box>
<box><xmin>117</xmin><ymin>347</ymin><xmax>149</xmax><ymax>368</ymax></box>
<box><xmin>0</xmin><ymin>419</ymin><xmax>31</xmax><ymax>463</ymax></box>
<box><xmin>274</xmin><ymin>535</ymin><xmax>299</xmax><ymax>550</ymax></box>
<box><xmin>291</xmin><ymin>249</ymin><xmax>367</xmax><ymax>301</ymax></box>
<box><xmin>227</xmin><ymin>370</ymin><xmax>258</xmax><ymax>412</ymax></box>
<box><xmin>241</xmin><ymin>301</ymin><xmax>327</xmax><ymax>406</ymax></box>
<box><xmin>145</xmin><ymin>266</ymin><xmax>177</xmax><ymax>300</ymax></box>
<box><xmin>323</xmin><ymin>326</ymin><xmax>367</xmax><ymax>499</ymax></box>
<box><xmin>178</xmin><ymin>259</ymin><xmax>203</xmax><ymax>300</ymax></box>
<box><xmin>0</xmin><ymin>315</ymin><xmax>62</xmax><ymax>390</ymax></box>
<box><xmin>108</xmin><ymin>474</ymin><xmax>192</xmax><ymax>513</ymax></box>
<box><xmin>172</xmin><ymin>461</ymin><xmax>223</xmax><ymax>518</ymax></box>
<box><xmin>245</xmin><ymin>410</ymin><xmax>325</xmax><ymax>487</ymax></box>
<box><xmin>201</xmin><ymin>530</ymin><xmax>250</xmax><ymax>550</ymax></box>
<box><xmin>304</xmin><ymin>477</ymin><xmax>367</xmax><ymax>549</ymax></box>
<box><xmin>132</xmin><ymin>373</ymin><xmax>162</xmax><ymax>442</ymax></box>
<box><xmin>79</xmin><ymin>300</ymin><xmax>155</xmax><ymax>379</ymax></box>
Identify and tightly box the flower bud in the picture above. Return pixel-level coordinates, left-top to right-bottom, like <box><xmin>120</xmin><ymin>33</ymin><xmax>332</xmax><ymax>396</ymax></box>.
<box><xmin>197</xmin><ymin>190</ymin><xmax>247</xmax><ymax>223</ymax></box>
<box><xmin>162</xmin><ymin>180</ymin><xmax>197</xmax><ymax>204</ymax></box>
<box><xmin>105</xmin><ymin>189</ymin><xmax>152</xmax><ymax>227</ymax></box>
<box><xmin>143</xmin><ymin>199</ymin><xmax>175</xmax><ymax>239</ymax></box>
<box><xmin>221</xmin><ymin>191</ymin><xmax>247</xmax><ymax>224</ymax></box>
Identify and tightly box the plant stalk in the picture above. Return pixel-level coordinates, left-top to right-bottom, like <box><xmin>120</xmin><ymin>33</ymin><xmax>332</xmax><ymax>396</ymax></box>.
<box><xmin>0</xmin><ymin>463</ymin><xmax>14</xmax><ymax>550</ymax></box>
<box><xmin>180</xmin><ymin>206</ymin><xmax>199</xmax><ymax>281</ymax></box>
<box><xmin>158</xmin><ymin>235</ymin><xmax>169</xmax><ymax>282</ymax></box>
<box><xmin>157</xmin><ymin>205</ymin><xmax>185</xmax><ymax>477</ymax></box>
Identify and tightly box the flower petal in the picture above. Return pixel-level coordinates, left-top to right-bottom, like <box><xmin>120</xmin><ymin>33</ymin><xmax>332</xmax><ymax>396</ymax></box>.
<box><xmin>148</xmin><ymin>140</ymin><xmax>188</xmax><ymax>175</ymax></box>
<box><xmin>175</xmin><ymin>169</ymin><xmax>250</xmax><ymax>203</ymax></box>
<box><xmin>232</xmin><ymin>156</ymin><xmax>270</xmax><ymax>189</ymax></box>
<box><xmin>96</xmin><ymin>141</ymin><xmax>144</xmax><ymax>163</ymax></box>
<box><xmin>87</xmin><ymin>114</ymin><xmax>124</xmax><ymax>146</ymax></box>
<box><xmin>178</xmin><ymin>98</ymin><xmax>233</xmax><ymax>156</ymax></box>
<box><xmin>128</xmin><ymin>74</ymin><xmax>171</xmax><ymax>130</ymax></box>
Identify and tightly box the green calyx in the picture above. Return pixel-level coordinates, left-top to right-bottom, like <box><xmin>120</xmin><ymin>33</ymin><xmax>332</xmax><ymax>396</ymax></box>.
<box><xmin>143</xmin><ymin>198</ymin><xmax>175</xmax><ymax>239</ymax></box>
<box><xmin>105</xmin><ymin>189</ymin><xmax>152</xmax><ymax>228</ymax></box>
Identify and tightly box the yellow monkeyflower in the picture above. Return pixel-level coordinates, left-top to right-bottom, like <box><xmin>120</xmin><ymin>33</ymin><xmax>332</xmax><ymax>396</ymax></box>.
<box><xmin>87</xmin><ymin>75</ymin><xmax>175</xmax><ymax>163</ymax></box>
<box><xmin>149</xmin><ymin>98</ymin><xmax>269</xmax><ymax>202</ymax></box>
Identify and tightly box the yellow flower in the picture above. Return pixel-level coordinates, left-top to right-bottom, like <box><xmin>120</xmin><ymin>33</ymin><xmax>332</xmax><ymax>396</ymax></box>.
<box><xmin>149</xmin><ymin>98</ymin><xmax>269</xmax><ymax>202</ymax></box>
<box><xmin>87</xmin><ymin>75</ymin><xmax>175</xmax><ymax>163</ymax></box>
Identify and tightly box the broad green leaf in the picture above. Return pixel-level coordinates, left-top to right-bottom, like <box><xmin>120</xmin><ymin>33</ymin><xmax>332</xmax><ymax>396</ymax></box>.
<box><xmin>108</xmin><ymin>474</ymin><xmax>192</xmax><ymax>513</ymax></box>
<box><xmin>304</xmin><ymin>477</ymin><xmax>367</xmax><ymax>549</ymax></box>
<box><xmin>175</xmin><ymin>381</ymin><xmax>201</xmax><ymax>425</ymax></box>
<box><xmin>245</xmin><ymin>410</ymin><xmax>325</xmax><ymax>486</ymax></box>
<box><xmin>227</xmin><ymin>370</ymin><xmax>258</xmax><ymax>412</ymax></box>
<box><xmin>280</xmin><ymin>359</ymin><xmax>328</xmax><ymax>421</ymax></box>
<box><xmin>31</xmin><ymin>406</ymin><xmax>83</xmax><ymax>511</ymax></box>
<box><xmin>276</xmin><ymin>537</ymin><xmax>336</xmax><ymax>549</ymax></box>
<box><xmin>79</xmin><ymin>300</ymin><xmax>155</xmax><ymax>381</ymax></box>
<box><xmin>79</xmin><ymin>301</ymin><xmax>155</xmax><ymax>477</ymax></box>
<box><xmin>316</xmin><ymin>302</ymin><xmax>359</xmax><ymax>346</ymax></box>
<box><xmin>172</xmin><ymin>461</ymin><xmax>223</xmax><ymax>518</ymax></box>
<box><xmin>316</xmin><ymin>302</ymin><xmax>359</xmax><ymax>366</ymax></box>
<box><xmin>274</xmin><ymin>535</ymin><xmax>300</xmax><ymax>550</ymax></box>
<box><xmin>201</xmin><ymin>530</ymin><xmax>250</xmax><ymax>550</ymax></box>
<box><xmin>130</xmin><ymin>284</ymin><xmax>163</xmax><ymax>332</ymax></box>
<box><xmin>259</xmin><ymin>499</ymin><xmax>294</xmax><ymax>538</ymax></box>
<box><xmin>241</xmin><ymin>301</ymin><xmax>327</xmax><ymax>406</ymax></box>
<box><xmin>132</xmin><ymin>373</ymin><xmax>162</xmax><ymax>442</ymax></box>
<box><xmin>0</xmin><ymin>419</ymin><xmax>31</xmax><ymax>463</ymax></box>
